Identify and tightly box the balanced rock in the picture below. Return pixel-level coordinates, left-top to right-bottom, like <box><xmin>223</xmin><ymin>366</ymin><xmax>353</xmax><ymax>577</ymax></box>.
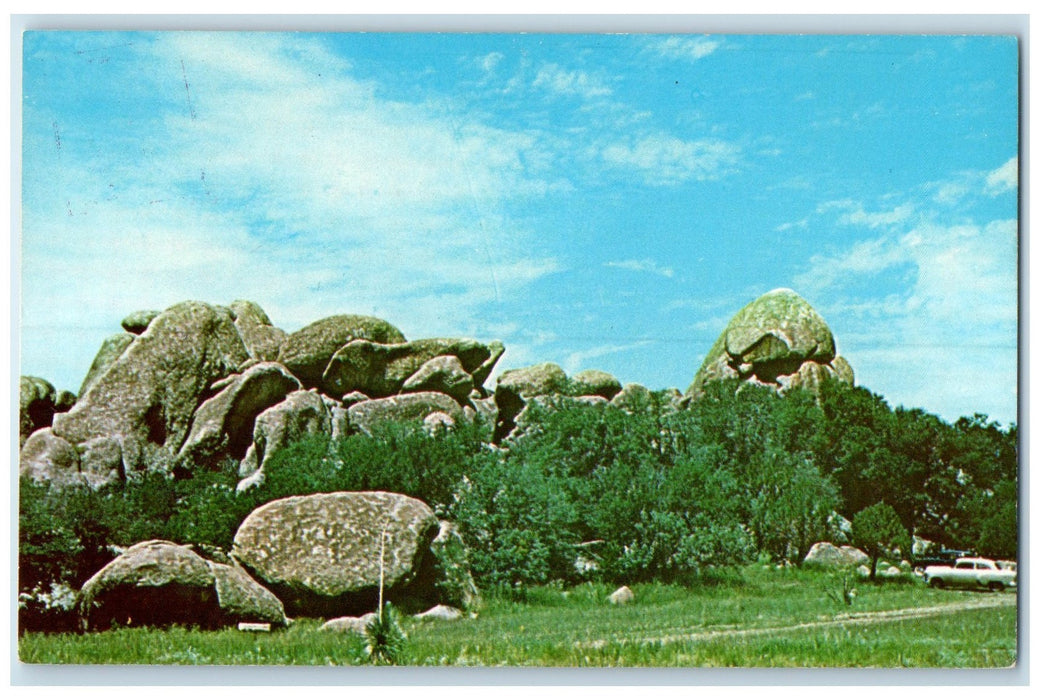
<box><xmin>231</xmin><ymin>491</ymin><xmax>441</xmax><ymax>617</ymax></box>
<box><xmin>277</xmin><ymin>314</ymin><xmax>406</xmax><ymax>387</ymax></box>
<box><xmin>77</xmin><ymin>540</ymin><xmax>287</xmax><ymax>631</ymax></box>
<box><xmin>687</xmin><ymin>288</ymin><xmax>854</xmax><ymax>398</ymax></box>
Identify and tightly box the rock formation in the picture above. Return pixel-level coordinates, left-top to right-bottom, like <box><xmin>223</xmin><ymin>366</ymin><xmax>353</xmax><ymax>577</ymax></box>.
<box><xmin>687</xmin><ymin>288</ymin><xmax>854</xmax><ymax>399</ymax></box>
<box><xmin>77</xmin><ymin>540</ymin><xmax>287</xmax><ymax>631</ymax></box>
<box><xmin>231</xmin><ymin>491</ymin><xmax>450</xmax><ymax>617</ymax></box>
<box><xmin>19</xmin><ymin>300</ymin><xmax>506</xmax><ymax>491</ymax></box>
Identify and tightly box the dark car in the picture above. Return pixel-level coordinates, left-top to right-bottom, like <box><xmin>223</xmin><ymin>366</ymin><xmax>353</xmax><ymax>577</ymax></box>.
<box><xmin>913</xmin><ymin>548</ymin><xmax>976</xmax><ymax>570</ymax></box>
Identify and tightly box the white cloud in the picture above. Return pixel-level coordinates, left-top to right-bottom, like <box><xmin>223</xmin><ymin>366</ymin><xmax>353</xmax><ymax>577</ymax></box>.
<box><xmin>795</xmin><ymin>217</ymin><xmax>1017</xmax><ymax>424</ymax></box>
<box><xmin>601</xmin><ymin>133</ymin><xmax>740</xmax><ymax>185</ymax></box>
<box><xmin>816</xmin><ymin>199</ymin><xmax>913</xmax><ymax>229</ymax></box>
<box><xmin>647</xmin><ymin>36</ymin><xmax>721</xmax><ymax>62</ymax></box>
<box><xmin>532</xmin><ymin>63</ymin><xmax>612</xmax><ymax>99</ymax></box>
<box><xmin>480</xmin><ymin>52</ymin><xmax>504</xmax><ymax>73</ymax></box>
<box><xmin>604</xmin><ymin>259</ymin><xmax>674</xmax><ymax>278</ymax></box>
<box><xmin>985</xmin><ymin>156</ymin><xmax>1018</xmax><ymax>195</ymax></box>
<box><xmin>563</xmin><ymin>341</ymin><xmax>654</xmax><ymax>376</ymax></box>
<box><xmin>21</xmin><ymin>33</ymin><xmax>564</xmax><ymax>390</ymax></box>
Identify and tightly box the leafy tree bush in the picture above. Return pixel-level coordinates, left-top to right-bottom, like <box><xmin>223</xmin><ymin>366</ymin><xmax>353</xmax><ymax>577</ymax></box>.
<box><xmin>851</xmin><ymin>502</ymin><xmax>911</xmax><ymax>581</ymax></box>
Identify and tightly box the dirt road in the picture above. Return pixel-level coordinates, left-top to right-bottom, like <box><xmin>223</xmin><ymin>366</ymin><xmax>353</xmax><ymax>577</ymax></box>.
<box><xmin>582</xmin><ymin>593</ymin><xmax>1017</xmax><ymax>648</ymax></box>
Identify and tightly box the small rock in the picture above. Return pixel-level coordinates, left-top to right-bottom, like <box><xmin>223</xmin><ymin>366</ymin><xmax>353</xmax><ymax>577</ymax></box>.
<box><xmin>609</xmin><ymin>586</ymin><xmax>634</xmax><ymax>605</ymax></box>
<box><xmin>321</xmin><ymin>612</ymin><xmax>377</xmax><ymax>634</ymax></box>
<box><xmin>237</xmin><ymin>622</ymin><xmax>271</xmax><ymax>633</ymax></box>
<box><xmin>414</xmin><ymin>605</ymin><xmax>463</xmax><ymax>621</ymax></box>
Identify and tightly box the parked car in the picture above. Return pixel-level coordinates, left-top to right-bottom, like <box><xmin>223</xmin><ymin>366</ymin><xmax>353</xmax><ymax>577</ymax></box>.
<box><xmin>923</xmin><ymin>557</ymin><xmax>1017</xmax><ymax>591</ymax></box>
<box><xmin>913</xmin><ymin>548</ymin><xmax>975</xmax><ymax>570</ymax></box>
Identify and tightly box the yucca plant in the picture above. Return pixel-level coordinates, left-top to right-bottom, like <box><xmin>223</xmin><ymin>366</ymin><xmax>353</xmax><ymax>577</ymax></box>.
<box><xmin>365</xmin><ymin>520</ymin><xmax>407</xmax><ymax>665</ymax></box>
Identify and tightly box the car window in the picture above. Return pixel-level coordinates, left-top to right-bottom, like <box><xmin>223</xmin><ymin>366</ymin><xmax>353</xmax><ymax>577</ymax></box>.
<box><xmin>955</xmin><ymin>562</ymin><xmax>973</xmax><ymax>569</ymax></box>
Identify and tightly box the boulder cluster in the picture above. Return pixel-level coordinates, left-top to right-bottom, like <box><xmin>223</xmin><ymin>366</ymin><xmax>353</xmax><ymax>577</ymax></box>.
<box><xmin>20</xmin><ymin>289</ymin><xmax>855</xmax><ymax>632</ymax></box>
<box><xmin>686</xmin><ymin>288</ymin><xmax>854</xmax><ymax>399</ymax></box>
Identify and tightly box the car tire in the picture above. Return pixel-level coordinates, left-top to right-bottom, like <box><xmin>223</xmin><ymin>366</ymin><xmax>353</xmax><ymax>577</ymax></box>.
<box><xmin>930</xmin><ymin>578</ymin><xmax>945</xmax><ymax>589</ymax></box>
<box><xmin>988</xmin><ymin>582</ymin><xmax>1005</xmax><ymax>592</ymax></box>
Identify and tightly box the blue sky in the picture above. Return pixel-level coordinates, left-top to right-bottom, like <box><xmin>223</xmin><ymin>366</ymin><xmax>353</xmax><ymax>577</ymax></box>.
<box><xmin>19</xmin><ymin>31</ymin><xmax>1019</xmax><ymax>426</ymax></box>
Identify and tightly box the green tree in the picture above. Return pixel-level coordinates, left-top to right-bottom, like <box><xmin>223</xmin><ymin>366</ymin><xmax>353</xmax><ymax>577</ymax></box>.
<box><xmin>851</xmin><ymin>502</ymin><xmax>911</xmax><ymax>581</ymax></box>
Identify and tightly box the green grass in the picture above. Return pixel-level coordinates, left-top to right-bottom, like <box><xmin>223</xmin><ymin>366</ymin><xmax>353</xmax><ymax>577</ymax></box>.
<box><xmin>19</xmin><ymin>566</ymin><xmax>1018</xmax><ymax>667</ymax></box>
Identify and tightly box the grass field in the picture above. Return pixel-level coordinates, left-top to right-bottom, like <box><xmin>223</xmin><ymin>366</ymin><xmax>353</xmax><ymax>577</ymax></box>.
<box><xmin>18</xmin><ymin>566</ymin><xmax>1018</xmax><ymax>668</ymax></box>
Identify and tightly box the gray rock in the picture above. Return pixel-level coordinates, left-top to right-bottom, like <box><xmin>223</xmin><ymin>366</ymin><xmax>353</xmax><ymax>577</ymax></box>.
<box><xmin>610</xmin><ymin>382</ymin><xmax>653</xmax><ymax>411</ymax></box>
<box><xmin>19</xmin><ymin>376</ymin><xmax>57</xmax><ymax>445</ymax></box>
<box><xmin>53</xmin><ymin>302</ymin><xmax>250</xmax><ymax>479</ymax></box>
<box><xmin>322</xmin><ymin>338</ymin><xmax>495</xmax><ymax>398</ymax></box>
<box><xmin>470</xmin><ymin>340</ymin><xmax>505</xmax><ymax>390</ymax></box>
<box><xmin>121</xmin><ymin>310</ymin><xmax>160</xmax><ymax>335</ymax></box>
<box><xmin>687</xmin><ymin>288</ymin><xmax>853</xmax><ymax>398</ymax></box>
<box><xmin>237</xmin><ymin>389</ymin><xmax>331</xmax><ymax>491</ymax></box>
<box><xmin>347</xmin><ymin>392</ymin><xmax>464</xmax><ymax>437</ymax></box>
<box><xmin>19</xmin><ymin>428</ymin><xmax>85</xmax><ymax>487</ymax></box>
<box><xmin>77</xmin><ymin>540</ymin><xmax>287</xmax><ymax>631</ymax></box>
<box><xmin>230</xmin><ymin>300</ymin><xmax>287</xmax><ymax>362</ymax></box>
<box><xmin>803</xmin><ymin>542</ymin><xmax>869</xmax><ymax>568</ymax></box>
<box><xmin>78</xmin><ymin>333</ymin><xmax>135</xmax><ymax>398</ymax></box>
<box><xmin>179</xmin><ymin>362</ymin><xmax>301</xmax><ymax>464</ymax></box>
<box><xmin>402</xmin><ymin>355</ymin><xmax>474</xmax><ymax>403</ymax></box>
<box><xmin>423</xmin><ymin>411</ymin><xmax>456</xmax><ymax>434</ymax></box>
<box><xmin>414</xmin><ymin>604</ymin><xmax>463</xmax><ymax>621</ymax></box>
<box><xmin>277</xmin><ymin>314</ymin><xmax>406</xmax><ymax>387</ymax></box>
<box><xmin>231</xmin><ymin>491</ymin><xmax>440</xmax><ymax>617</ymax></box>
<box><xmin>321</xmin><ymin>612</ymin><xmax>377</xmax><ymax>634</ymax></box>
<box><xmin>493</xmin><ymin>362</ymin><xmax>570</xmax><ymax>442</ymax></box>
<box><xmin>569</xmin><ymin>369</ymin><xmax>622</xmax><ymax>401</ymax></box>
<box><xmin>208</xmin><ymin>560</ymin><xmax>289</xmax><ymax>628</ymax></box>
<box><xmin>609</xmin><ymin>586</ymin><xmax>634</xmax><ymax>605</ymax></box>
<box><xmin>428</xmin><ymin>521</ymin><xmax>481</xmax><ymax>611</ymax></box>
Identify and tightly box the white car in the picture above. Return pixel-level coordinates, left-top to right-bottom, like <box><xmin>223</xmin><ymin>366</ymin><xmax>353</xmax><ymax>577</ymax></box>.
<box><xmin>923</xmin><ymin>557</ymin><xmax>1017</xmax><ymax>591</ymax></box>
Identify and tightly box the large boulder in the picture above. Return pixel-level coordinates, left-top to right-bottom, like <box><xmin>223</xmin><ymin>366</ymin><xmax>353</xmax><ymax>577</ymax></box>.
<box><xmin>179</xmin><ymin>362</ymin><xmax>301</xmax><ymax>465</ymax></box>
<box><xmin>121</xmin><ymin>309</ymin><xmax>160</xmax><ymax>335</ymax></box>
<box><xmin>687</xmin><ymin>288</ymin><xmax>854</xmax><ymax>398</ymax></box>
<box><xmin>569</xmin><ymin>369</ymin><xmax>623</xmax><ymax>401</ymax></box>
<box><xmin>276</xmin><ymin>314</ymin><xmax>406</xmax><ymax>387</ymax></box>
<box><xmin>346</xmin><ymin>392</ymin><xmax>465</xmax><ymax>437</ymax></box>
<box><xmin>77</xmin><ymin>540</ymin><xmax>287</xmax><ymax>631</ymax></box>
<box><xmin>493</xmin><ymin>362</ymin><xmax>570</xmax><ymax>442</ymax></box>
<box><xmin>230</xmin><ymin>300</ymin><xmax>287</xmax><ymax>362</ymax></box>
<box><xmin>427</xmin><ymin>521</ymin><xmax>481</xmax><ymax>611</ymax></box>
<box><xmin>20</xmin><ymin>376</ymin><xmax>59</xmax><ymax>445</ymax></box>
<box><xmin>802</xmin><ymin>541</ymin><xmax>870</xmax><ymax>568</ymax></box>
<box><xmin>78</xmin><ymin>333</ymin><xmax>135</xmax><ymax>397</ymax></box>
<box><xmin>321</xmin><ymin>338</ymin><xmax>498</xmax><ymax>398</ymax></box>
<box><xmin>231</xmin><ymin>491</ymin><xmax>441</xmax><ymax>617</ymax></box>
<box><xmin>49</xmin><ymin>302</ymin><xmax>250</xmax><ymax>480</ymax></box>
<box><xmin>401</xmin><ymin>355</ymin><xmax>474</xmax><ymax>403</ymax></box>
<box><xmin>237</xmin><ymin>389</ymin><xmax>332</xmax><ymax>491</ymax></box>
<box><xmin>19</xmin><ymin>428</ymin><xmax>89</xmax><ymax>487</ymax></box>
